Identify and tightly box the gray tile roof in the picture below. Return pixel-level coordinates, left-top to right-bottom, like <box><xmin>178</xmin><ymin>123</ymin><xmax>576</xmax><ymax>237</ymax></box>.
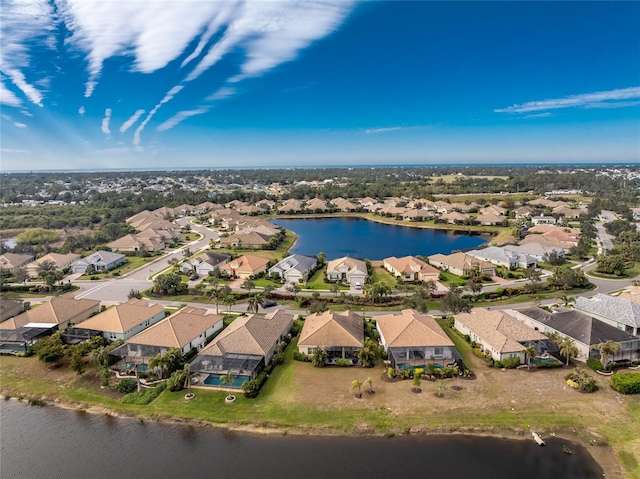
<box><xmin>575</xmin><ymin>294</ymin><xmax>640</xmax><ymax>328</ymax></box>
<box><xmin>270</xmin><ymin>254</ymin><xmax>317</xmax><ymax>274</ymax></box>
<box><xmin>517</xmin><ymin>307</ymin><xmax>637</xmax><ymax>345</ymax></box>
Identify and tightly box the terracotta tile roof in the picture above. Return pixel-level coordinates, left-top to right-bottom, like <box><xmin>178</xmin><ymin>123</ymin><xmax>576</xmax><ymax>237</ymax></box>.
<box><xmin>455</xmin><ymin>308</ymin><xmax>546</xmax><ymax>353</ymax></box>
<box><xmin>0</xmin><ymin>297</ymin><xmax>99</xmax><ymax>330</ymax></box>
<box><xmin>220</xmin><ymin>254</ymin><xmax>270</xmax><ymax>275</ymax></box>
<box><xmin>31</xmin><ymin>252</ymin><xmax>80</xmax><ymax>268</ymax></box>
<box><xmin>376</xmin><ymin>309</ymin><xmax>454</xmax><ymax>348</ymax></box>
<box><xmin>0</xmin><ymin>253</ymin><xmax>34</xmax><ymax>270</ymax></box>
<box><xmin>326</xmin><ymin>257</ymin><xmax>367</xmax><ymax>275</ymax></box>
<box><xmin>125</xmin><ymin>307</ymin><xmax>222</xmax><ymax>348</ymax></box>
<box><xmin>428</xmin><ymin>252</ymin><xmax>494</xmax><ymax>272</ymax></box>
<box><xmin>384</xmin><ymin>256</ymin><xmax>439</xmax><ymax>276</ymax></box>
<box><xmin>299</xmin><ymin>310</ymin><xmax>364</xmax><ymax>348</ymax></box>
<box><xmin>75</xmin><ymin>299</ymin><xmax>164</xmax><ymax>333</ymax></box>
<box><xmin>199</xmin><ymin>310</ymin><xmax>293</xmax><ymax>357</ymax></box>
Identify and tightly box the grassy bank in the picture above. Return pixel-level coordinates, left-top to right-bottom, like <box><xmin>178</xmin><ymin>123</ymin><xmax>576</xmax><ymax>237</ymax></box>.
<box><xmin>2</xmin><ymin>341</ymin><xmax>639</xmax><ymax>478</ymax></box>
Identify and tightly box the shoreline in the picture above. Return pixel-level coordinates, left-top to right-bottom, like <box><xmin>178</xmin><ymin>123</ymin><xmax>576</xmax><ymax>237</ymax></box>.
<box><xmin>1</xmin><ymin>394</ymin><xmax>626</xmax><ymax>478</ymax></box>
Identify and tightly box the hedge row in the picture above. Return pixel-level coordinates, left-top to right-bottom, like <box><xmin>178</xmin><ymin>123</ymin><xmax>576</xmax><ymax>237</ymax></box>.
<box><xmin>610</xmin><ymin>373</ymin><xmax>640</xmax><ymax>394</ymax></box>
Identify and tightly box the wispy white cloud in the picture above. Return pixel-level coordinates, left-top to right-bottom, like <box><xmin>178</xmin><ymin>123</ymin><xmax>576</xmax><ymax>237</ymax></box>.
<box><xmin>0</xmin><ymin>148</ymin><xmax>30</xmax><ymax>154</ymax></box>
<box><xmin>0</xmin><ymin>81</ymin><xmax>22</xmax><ymax>107</ymax></box>
<box><xmin>21</xmin><ymin>110</ymin><xmax>33</xmax><ymax>117</ymax></box>
<box><xmin>119</xmin><ymin>109</ymin><xmax>145</xmax><ymax>133</ymax></box>
<box><xmin>78</xmin><ymin>106</ymin><xmax>85</xmax><ymax>115</ymax></box>
<box><xmin>1</xmin><ymin>113</ymin><xmax>28</xmax><ymax>129</ymax></box>
<box><xmin>133</xmin><ymin>85</ymin><xmax>183</xmax><ymax>151</ymax></box>
<box><xmin>207</xmin><ymin>87</ymin><xmax>236</xmax><ymax>102</ymax></box>
<box><xmin>495</xmin><ymin>87</ymin><xmax>640</xmax><ymax>114</ymax></box>
<box><xmin>0</xmin><ymin>0</ymin><xmax>55</xmax><ymax>106</ymax></box>
<box><xmin>365</xmin><ymin>126</ymin><xmax>403</xmax><ymax>134</ymax></box>
<box><xmin>95</xmin><ymin>146</ymin><xmax>132</xmax><ymax>154</ymax></box>
<box><xmin>157</xmin><ymin>107</ymin><xmax>209</xmax><ymax>132</ymax></box>
<box><xmin>101</xmin><ymin>108</ymin><xmax>112</xmax><ymax>134</ymax></box>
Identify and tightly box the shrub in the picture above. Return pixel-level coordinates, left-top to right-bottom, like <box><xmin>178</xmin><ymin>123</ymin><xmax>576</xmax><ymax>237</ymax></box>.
<box><xmin>587</xmin><ymin>358</ymin><xmax>603</xmax><ymax>371</ymax></box>
<box><xmin>611</xmin><ymin>373</ymin><xmax>640</xmax><ymax>394</ymax></box>
<box><xmin>292</xmin><ymin>351</ymin><xmax>311</xmax><ymax>362</ymax></box>
<box><xmin>387</xmin><ymin>367</ymin><xmax>397</xmax><ymax>378</ymax></box>
<box><xmin>272</xmin><ymin>353</ymin><xmax>284</xmax><ymax>366</ymax></box>
<box><xmin>121</xmin><ymin>382</ymin><xmax>166</xmax><ymax>405</ymax></box>
<box><xmin>502</xmin><ymin>357</ymin><xmax>521</xmax><ymax>369</ymax></box>
<box><xmin>113</xmin><ymin>378</ymin><xmax>138</xmax><ymax>394</ymax></box>
<box><xmin>535</xmin><ymin>362</ymin><xmax>563</xmax><ymax>369</ymax></box>
<box><xmin>335</xmin><ymin>359</ymin><xmax>351</xmax><ymax>367</ymax></box>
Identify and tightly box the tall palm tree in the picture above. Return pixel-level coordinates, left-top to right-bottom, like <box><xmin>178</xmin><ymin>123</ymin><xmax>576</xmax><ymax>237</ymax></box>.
<box><xmin>184</xmin><ymin>363</ymin><xmax>193</xmax><ymax>397</ymax></box>
<box><xmin>90</xmin><ymin>346</ymin><xmax>110</xmax><ymax>369</ymax></box>
<box><xmin>149</xmin><ymin>353</ymin><xmax>166</xmax><ymax>379</ymax></box>
<box><xmin>559</xmin><ymin>337</ymin><xmax>579</xmax><ymax>366</ymax></box>
<box><xmin>208</xmin><ymin>281</ymin><xmax>222</xmax><ymax>314</ymax></box>
<box><xmin>219</xmin><ymin>371</ymin><xmax>235</xmax><ymax>400</ymax></box>
<box><xmin>247</xmin><ymin>293</ymin><xmax>265</xmax><ymax>314</ymax></box>
<box><xmin>350</xmin><ymin>379</ymin><xmax>362</xmax><ymax>398</ymax></box>
<box><xmin>524</xmin><ymin>345</ymin><xmax>537</xmax><ymax>369</ymax></box>
<box><xmin>593</xmin><ymin>340</ymin><xmax>621</xmax><ymax>368</ymax></box>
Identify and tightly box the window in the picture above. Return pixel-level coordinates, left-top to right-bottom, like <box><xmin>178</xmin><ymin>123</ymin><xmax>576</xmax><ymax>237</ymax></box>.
<box><xmin>434</xmin><ymin>347</ymin><xmax>443</xmax><ymax>356</ymax></box>
<box><xmin>308</xmin><ymin>348</ymin><xmax>314</xmax><ymax>355</ymax></box>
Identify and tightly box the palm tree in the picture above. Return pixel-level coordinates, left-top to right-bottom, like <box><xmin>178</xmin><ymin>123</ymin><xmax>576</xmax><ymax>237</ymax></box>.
<box><xmin>524</xmin><ymin>345</ymin><xmax>537</xmax><ymax>369</ymax></box>
<box><xmin>247</xmin><ymin>293</ymin><xmax>265</xmax><ymax>314</ymax></box>
<box><xmin>559</xmin><ymin>337</ymin><xmax>579</xmax><ymax>366</ymax></box>
<box><xmin>350</xmin><ymin>379</ymin><xmax>362</xmax><ymax>398</ymax></box>
<box><xmin>90</xmin><ymin>346</ymin><xmax>110</xmax><ymax>369</ymax></box>
<box><xmin>219</xmin><ymin>371</ymin><xmax>235</xmax><ymax>400</ymax></box>
<box><xmin>356</xmin><ymin>339</ymin><xmax>378</xmax><ymax>367</ymax></box>
<box><xmin>364</xmin><ymin>376</ymin><xmax>373</xmax><ymax>394</ymax></box>
<box><xmin>149</xmin><ymin>353</ymin><xmax>166</xmax><ymax>379</ymax></box>
<box><xmin>311</xmin><ymin>347</ymin><xmax>328</xmax><ymax>367</ymax></box>
<box><xmin>593</xmin><ymin>340</ymin><xmax>621</xmax><ymax>368</ymax></box>
<box><xmin>222</xmin><ymin>293</ymin><xmax>235</xmax><ymax>313</ymax></box>
<box><xmin>184</xmin><ymin>363</ymin><xmax>193</xmax><ymax>397</ymax></box>
<box><xmin>208</xmin><ymin>281</ymin><xmax>222</xmax><ymax>314</ymax></box>
<box><xmin>558</xmin><ymin>294</ymin><xmax>575</xmax><ymax>308</ymax></box>
<box><xmin>364</xmin><ymin>281</ymin><xmax>392</xmax><ymax>304</ymax></box>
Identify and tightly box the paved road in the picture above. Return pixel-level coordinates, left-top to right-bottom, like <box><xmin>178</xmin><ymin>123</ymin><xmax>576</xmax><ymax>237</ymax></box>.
<box><xmin>595</xmin><ymin>210</ymin><xmax>617</xmax><ymax>251</ymax></box>
<box><xmin>74</xmin><ymin>219</ymin><xmax>218</xmax><ymax>303</ymax></box>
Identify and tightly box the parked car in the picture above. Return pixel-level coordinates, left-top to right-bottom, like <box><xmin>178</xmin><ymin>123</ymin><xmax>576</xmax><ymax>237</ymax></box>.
<box><xmin>263</xmin><ymin>301</ymin><xmax>277</xmax><ymax>308</ymax></box>
<box><xmin>189</xmin><ymin>273</ymin><xmax>199</xmax><ymax>280</ymax></box>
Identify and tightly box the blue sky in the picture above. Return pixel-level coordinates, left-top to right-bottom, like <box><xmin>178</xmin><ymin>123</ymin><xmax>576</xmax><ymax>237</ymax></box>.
<box><xmin>1</xmin><ymin>1</ymin><xmax>639</xmax><ymax>171</ymax></box>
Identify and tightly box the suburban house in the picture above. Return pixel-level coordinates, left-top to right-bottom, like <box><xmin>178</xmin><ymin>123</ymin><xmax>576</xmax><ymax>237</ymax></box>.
<box><xmin>1</xmin><ymin>323</ymin><xmax>57</xmax><ymax>353</ymax></box>
<box><xmin>187</xmin><ymin>252</ymin><xmax>231</xmax><ymax>276</ymax></box>
<box><xmin>298</xmin><ymin>310</ymin><xmax>364</xmax><ymax>365</ymax></box>
<box><xmin>531</xmin><ymin>216</ymin><xmax>557</xmax><ymax>225</ymax></box>
<box><xmin>220</xmin><ymin>254</ymin><xmax>271</xmax><ymax>279</ymax></box>
<box><xmin>454</xmin><ymin>308</ymin><xmax>550</xmax><ymax>363</ymax></box>
<box><xmin>515</xmin><ymin>206</ymin><xmax>535</xmax><ymax>219</ymax></box>
<box><xmin>440</xmin><ymin>211</ymin><xmax>468</xmax><ymax>224</ymax></box>
<box><xmin>70</xmin><ymin>250</ymin><xmax>126</xmax><ymax>274</ymax></box>
<box><xmin>278</xmin><ymin>199</ymin><xmax>303</xmax><ymax>214</ymax></box>
<box><xmin>331</xmin><ymin>197</ymin><xmax>358</xmax><ymax>212</ymax></box>
<box><xmin>428</xmin><ymin>252</ymin><xmax>495</xmax><ymax>277</ymax></box>
<box><xmin>383</xmin><ymin>256</ymin><xmax>439</xmax><ymax>282</ymax></box>
<box><xmin>474</xmin><ymin>212</ymin><xmax>504</xmax><ymax>226</ymax></box>
<box><xmin>503</xmin><ymin>243</ymin><xmax>564</xmax><ymax>262</ymax></box>
<box><xmin>305</xmin><ymin>198</ymin><xmax>329</xmax><ymax>212</ymax></box>
<box><xmin>376</xmin><ymin>309</ymin><xmax>461</xmax><ymax>369</ymax></box>
<box><xmin>467</xmin><ymin>246</ymin><xmax>536</xmax><ymax>270</ymax></box>
<box><xmin>0</xmin><ymin>253</ymin><xmax>34</xmax><ymax>272</ymax></box>
<box><xmin>575</xmin><ymin>294</ymin><xmax>640</xmax><ymax>336</ymax></box>
<box><xmin>71</xmin><ymin>298</ymin><xmax>165</xmax><ymax>341</ymax></box>
<box><xmin>109</xmin><ymin>307</ymin><xmax>223</xmax><ymax>370</ymax></box>
<box><xmin>26</xmin><ymin>252</ymin><xmax>80</xmax><ymax>278</ymax></box>
<box><xmin>108</xmin><ymin>232</ymin><xmax>165</xmax><ymax>253</ymax></box>
<box><xmin>218</xmin><ymin>230</ymin><xmax>273</xmax><ymax>248</ymax></box>
<box><xmin>190</xmin><ymin>310</ymin><xmax>294</xmax><ymax>385</ymax></box>
<box><xmin>511</xmin><ymin>307</ymin><xmax>640</xmax><ymax>363</ymax></box>
<box><xmin>326</xmin><ymin>257</ymin><xmax>367</xmax><ymax>285</ymax></box>
<box><xmin>268</xmin><ymin>254</ymin><xmax>317</xmax><ymax>284</ymax></box>
<box><xmin>0</xmin><ymin>298</ymin><xmax>23</xmax><ymax>322</ymax></box>
<box><xmin>0</xmin><ymin>297</ymin><xmax>100</xmax><ymax>331</ymax></box>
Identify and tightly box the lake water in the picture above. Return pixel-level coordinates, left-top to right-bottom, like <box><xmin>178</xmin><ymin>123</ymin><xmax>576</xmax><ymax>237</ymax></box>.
<box><xmin>273</xmin><ymin>217</ymin><xmax>488</xmax><ymax>259</ymax></box>
<box><xmin>1</xmin><ymin>401</ymin><xmax>603</xmax><ymax>479</ymax></box>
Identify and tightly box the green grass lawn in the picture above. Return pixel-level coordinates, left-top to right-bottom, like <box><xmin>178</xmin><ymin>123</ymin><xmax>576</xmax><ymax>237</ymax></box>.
<box><xmin>78</xmin><ymin>256</ymin><xmax>157</xmax><ymax>279</ymax></box>
<box><xmin>438</xmin><ymin>271</ymin><xmax>467</xmax><ymax>287</ymax></box>
<box><xmin>370</xmin><ymin>264</ymin><xmax>397</xmax><ymax>287</ymax></box>
<box><xmin>587</xmin><ymin>262</ymin><xmax>640</xmax><ymax>280</ymax></box>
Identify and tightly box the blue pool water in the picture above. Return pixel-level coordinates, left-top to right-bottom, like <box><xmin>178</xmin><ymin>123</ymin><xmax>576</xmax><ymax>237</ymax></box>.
<box><xmin>203</xmin><ymin>374</ymin><xmax>251</xmax><ymax>388</ymax></box>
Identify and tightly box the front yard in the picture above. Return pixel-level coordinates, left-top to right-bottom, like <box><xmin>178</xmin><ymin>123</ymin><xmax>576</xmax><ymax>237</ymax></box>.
<box><xmin>79</xmin><ymin>255</ymin><xmax>157</xmax><ymax>279</ymax></box>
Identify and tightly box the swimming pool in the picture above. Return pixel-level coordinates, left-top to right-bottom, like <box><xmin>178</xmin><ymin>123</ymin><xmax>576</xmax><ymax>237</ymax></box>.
<box><xmin>203</xmin><ymin>374</ymin><xmax>251</xmax><ymax>388</ymax></box>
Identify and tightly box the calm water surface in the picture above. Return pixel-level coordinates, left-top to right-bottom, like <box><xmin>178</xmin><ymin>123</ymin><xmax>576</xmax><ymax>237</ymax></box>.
<box><xmin>1</xmin><ymin>401</ymin><xmax>603</xmax><ymax>479</ymax></box>
<box><xmin>273</xmin><ymin>217</ymin><xmax>488</xmax><ymax>259</ymax></box>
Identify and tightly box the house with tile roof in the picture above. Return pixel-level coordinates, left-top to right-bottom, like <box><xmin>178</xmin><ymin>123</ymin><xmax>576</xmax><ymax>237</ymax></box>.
<box><xmin>218</xmin><ymin>230</ymin><xmax>273</xmax><ymax>249</ymax></box>
<box><xmin>268</xmin><ymin>254</ymin><xmax>317</xmax><ymax>284</ymax></box>
<box><xmin>503</xmin><ymin>243</ymin><xmax>564</xmax><ymax>262</ymax></box>
<box><xmin>511</xmin><ymin>307</ymin><xmax>640</xmax><ymax>363</ymax></box>
<box><xmin>190</xmin><ymin>310</ymin><xmax>294</xmax><ymax>384</ymax></box>
<box><xmin>376</xmin><ymin>309</ymin><xmax>460</xmax><ymax>369</ymax></box>
<box><xmin>467</xmin><ymin>246</ymin><xmax>536</xmax><ymax>270</ymax></box>
<box><xmin>0</xmin><ymin>253</ymin><xmax>34</xmax><ymax>272</ymax></box>
<box><xmin>188</xmin><ymin>252</ymin><xmax>231</xmax><ymax>276</ymax></box>
<box><xmin>72</xmin><ymin>298</ymin><xmax>165</xmax><ymax>341</ymax></box>
<box><xmin>575</xmin><ymin>294</ymin><xmax>640</xmax><ymax>336</ymax></box>
<box><xmin>428</xmin><ymin>252</ymin><xmax>495</xmax><ymax>277</ymax></box>
<box><xmin>474</xmin><ymin>212</ymin><xmax>504</xmax><ymax>226</ymax></box>
<box><xmin>440</xmin><ymin>211</ymin><xmax>468</xmax><ymax>224</ymax></box>
<box><xmin>26</xmin><ymin>253</ymin><xmax>81</xmax><ymax>278</ymax></box>
<box><xmin>109</xmin><ymin>307</ymin><xmax>223</xmax><ymax>369</ymax></box>
<box><xmin>278</xmin><ymin>199</ymin><xmax>303</xmax><ymax>214</ymax></box>
<box><xmin>383</xmin><ymin>256</ymin><xmax>439</xmax><ymax>282</ymax></box>
<box><xmin>0</xmin><ymin>297</ymin><xmax>100</xmax><ymax>331</ymax></box>
<box><xmin>305</xmin><ymin>198</ymin><xmax>330</xmax><ymax>213</ymax></box>
<box><xmin>298</xmin><ymin>310</ymin><xmax>364</xmax><ymax>365</ymax></box>
<box><xmin>108</xmin><ymin>232</ymin><xmax>165</xmax><ymax>253</ymax></box>
<box><xmin>220</xmin><ymin>254</ymin><xmax>271</xmax><ymax>279</ymax></box>
<box><xmin>0</xmin><ymin>299</ymin><xmax>23</xmax><ymax>322</ymax></box>
<box><xmin>454</xmin><ymin>308</ymin><xmax>549</xmax><ymax>363</ymax></box>
<box><xmin>71</xmin><ymin>250</ymin><xmax>126</xmax><ymax>274</ymax></box>
<box><xmin>326</xmin><ymin>257</ymin><xmax>367</xmax><ymax>285</ymax></box>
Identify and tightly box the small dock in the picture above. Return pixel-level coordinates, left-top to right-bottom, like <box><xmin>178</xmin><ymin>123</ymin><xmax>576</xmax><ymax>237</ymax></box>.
<box><xmin>532</xmin><ymin>431</ymin><xmax>546</xmax><ymax>446</ymax></box>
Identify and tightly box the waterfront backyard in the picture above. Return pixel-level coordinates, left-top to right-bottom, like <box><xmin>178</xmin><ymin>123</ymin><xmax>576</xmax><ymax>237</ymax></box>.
<box><xmin>1</xmin><ymin>336</ymin><xmax>639</xmax><ymax>478</ymax></box>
